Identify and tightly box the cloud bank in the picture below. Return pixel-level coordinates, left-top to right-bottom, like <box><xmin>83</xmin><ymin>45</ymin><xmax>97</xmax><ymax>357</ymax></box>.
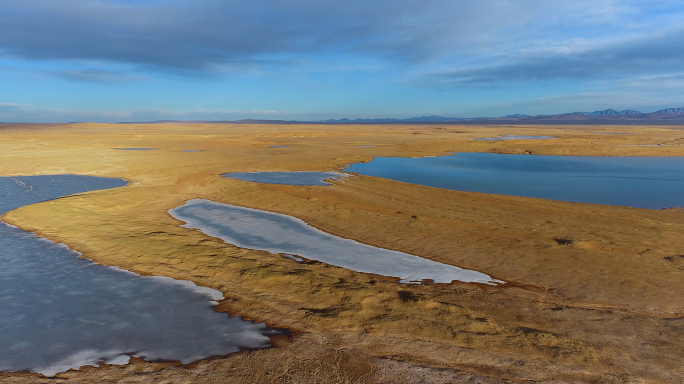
<box><xmin>1</xmin><ymin>1</ymin><xmax>670</xmax><ymax>73</ymax></box>
<box><xmin>424</xmin><ymin>28</ymin><xmax>684</xmax><ymax>86</ymax></box>
<box><xmin>1</xmin><ymin>0</ymin><xmax>683</xmax><ymax>120</ymax></box>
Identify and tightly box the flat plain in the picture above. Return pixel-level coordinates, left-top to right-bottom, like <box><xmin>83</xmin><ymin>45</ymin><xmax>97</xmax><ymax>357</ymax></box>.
<box><xmin>1</xmin><ymin>123</ymin><xmax>683</xmax><ymax>383</ymax></box>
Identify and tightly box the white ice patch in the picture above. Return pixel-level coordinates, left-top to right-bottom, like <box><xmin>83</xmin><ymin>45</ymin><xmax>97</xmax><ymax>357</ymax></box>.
<box><xmin>33</xmin><ymin>349</ymin><xmax>125</xmax><ymax>377</ymax></box>
<box><xmin>104</xmin><ymin>355</ymin><xmax>131</xmax><ymax>365</ymax></box>
<box><xmin>170</xmin><ymin>199</ymin><xmax>503</xmax><ymax>285</ymax></box>
<box><xmin>282</xmin><ymin>254</ymin><xmax>304</xmax><ymax>263</ymax></box>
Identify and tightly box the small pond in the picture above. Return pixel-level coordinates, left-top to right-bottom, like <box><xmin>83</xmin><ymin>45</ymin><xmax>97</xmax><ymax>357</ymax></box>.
<box><xmin>0</xmin><ymin>175</ymin><xmax>281</xmax><ymax>376</ymax></box>
<box><xmin>346</xmin><ymin>153</ymin><xmax>684</xmax><ymax>209</ymax></box>
<box><xmin>169</xmin><ymin>199</ymin><xmax>502</xmax><ymax>285</ymax></box>
<box><xmin>222</xmin><ymin>171</ymin><xmax>348</xmax><ymax>186</ymax></box>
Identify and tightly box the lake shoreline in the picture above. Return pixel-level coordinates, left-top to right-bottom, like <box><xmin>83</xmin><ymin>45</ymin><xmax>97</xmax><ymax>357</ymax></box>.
<box><xmin>0</xmin><ymin>176</ymin><xmax>291</xmax><ymax>377</ymax></box>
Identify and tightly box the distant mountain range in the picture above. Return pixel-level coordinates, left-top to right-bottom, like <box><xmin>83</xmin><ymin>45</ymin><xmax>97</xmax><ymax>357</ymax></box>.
<box><xmin>117</xmin><ymin>107</ymin><xmax>684</xmax><ymax>125</ymax></box>
<box><xmin>569</xmin><ymin>108</ymin><xmax>684</xmax><ymax>116</ymax></box>
<box><xmin>322</xmin><ymin>115</ymin><xmax>468</xmax><ymax>123</ymax></box>
<box><xmin>320</xmin><ymin>107</ymin><xmax>684</xmax><ymax>123</ymax></box>
<box><xmin>653</xmin><ymin>108</ymin><xmax>684</xmax><ymax>114</ymax></box>
<box><xmin>572</xmin><ymin>109</ymin><xmax>641</xmax><ymax>116</ymax></box>
<box><xmin>502</xmin><ymin>114</ymin><xmax>531</xmax><ymax>118</ymax></box>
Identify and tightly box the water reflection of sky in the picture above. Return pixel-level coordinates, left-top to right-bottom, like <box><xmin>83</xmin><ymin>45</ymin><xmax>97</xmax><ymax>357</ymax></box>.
<box><xmin>347</xmin><ymin>153</ymin><xmax>684</xmax><ymax>209</ymax></box>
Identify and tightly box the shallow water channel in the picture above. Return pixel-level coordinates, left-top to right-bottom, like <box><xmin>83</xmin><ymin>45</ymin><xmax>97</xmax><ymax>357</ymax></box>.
<box><xmin>169</xmin><ymin>199</ymin><xmax>502</xmax><ymax>285</ymax></box>
<box><xmin>347</xmin><ymin>153</ymin><xmax>684</xmax><ymax>209</ymax></box>
<box><xmin>0</xmin><ymin>175</ymin><xmax>279</xmax><ymax>376</ymax></box>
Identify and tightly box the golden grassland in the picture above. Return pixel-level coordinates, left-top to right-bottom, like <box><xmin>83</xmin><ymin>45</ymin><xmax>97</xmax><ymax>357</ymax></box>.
<box><xmin>1</xmin><ymin>123</ymin><xmax>683</xmax><ymax>383</ymax></box>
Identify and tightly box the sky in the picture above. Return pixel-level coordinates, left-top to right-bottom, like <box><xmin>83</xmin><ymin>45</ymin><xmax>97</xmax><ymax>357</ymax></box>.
<box><xmin>1</xmin><ymin>0</ymin><xmax>684</xmax><ymax>122</ymax></box>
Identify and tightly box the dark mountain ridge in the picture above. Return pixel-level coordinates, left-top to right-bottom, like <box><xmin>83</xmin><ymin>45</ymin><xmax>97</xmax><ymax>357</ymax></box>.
<box><xmin>321</xmin><ymin>108</ymin><xmax>684</xmax><ymax>123</ymax></box>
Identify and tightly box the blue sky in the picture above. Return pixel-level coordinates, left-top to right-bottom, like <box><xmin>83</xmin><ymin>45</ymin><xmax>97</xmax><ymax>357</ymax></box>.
<box><xmin>1</xmin><ymin>0</ymin><xmax>684</xmax><ymax>122</ymax></box>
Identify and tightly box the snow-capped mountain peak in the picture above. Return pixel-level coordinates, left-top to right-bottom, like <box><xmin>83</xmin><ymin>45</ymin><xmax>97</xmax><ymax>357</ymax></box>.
<box><xmin>574</xmin><ymin>109</ymin><xmax>642</xmax><ymax>116</ymax></box>
<box><xmin>654</xmin><ymin>108</ymin><xmax>684</xmax><ymax>114</ymax></box>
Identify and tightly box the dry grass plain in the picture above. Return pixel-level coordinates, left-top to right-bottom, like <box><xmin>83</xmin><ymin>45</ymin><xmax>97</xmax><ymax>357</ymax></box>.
<box><xmin>1</xmin><ymin>123</ymin><xmax>683</xmax><ymax>383</ymax></box>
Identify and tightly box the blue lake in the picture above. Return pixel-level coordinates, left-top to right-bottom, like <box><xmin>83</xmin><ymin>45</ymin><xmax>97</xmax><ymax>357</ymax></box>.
<box><xmin>0</xmin><ymin>175</ymin><xmax>280</xmax><ymax>376</ymax></box>
<box><xmin>346</xmin><ymin>153</ymin><xmax>684</xmax><ymax>209</ymax></box>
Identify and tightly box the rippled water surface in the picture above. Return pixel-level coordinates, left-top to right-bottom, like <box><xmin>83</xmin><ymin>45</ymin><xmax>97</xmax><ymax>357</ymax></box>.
<box><xmin>0</xmin><ymin>175</ymin><xmax>278</xmax><ymax>376</ymax></box>
<box><xmin>347</xmin><ymin>153</ymin><xmax>684</xmax><ymax>209</ymax></box>
<box><xmin>170</xmin><ymin>199</ymin><xmax>502</xmax><ymax>285</ymax></box>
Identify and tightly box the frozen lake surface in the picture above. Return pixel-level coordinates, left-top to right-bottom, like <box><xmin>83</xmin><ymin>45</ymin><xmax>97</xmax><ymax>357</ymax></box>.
<box><xmin>0</xmin><ymin>175</ymin><xmax>279</xmax><ymax>376</ymax></box>
<box><xmin>347</xmin><ymin>153</ymin><xmax>684</xmax><ymax>209</ymax></box>
<box><xmin>222</xmin><ymin>171</ymin><xmax>348</xmax><ymax>186</ymax></box>
<box><xmin>169</xmin><ymin>199</ymin><xmax>502</xmax><ymax>285</ymax></box>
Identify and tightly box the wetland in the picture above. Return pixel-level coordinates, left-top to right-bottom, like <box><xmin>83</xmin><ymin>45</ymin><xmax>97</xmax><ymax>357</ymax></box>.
<box><xmin>2</xmin><ymin>123</ymin><xmax>684</xmax><ymax>383</ymax></box>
